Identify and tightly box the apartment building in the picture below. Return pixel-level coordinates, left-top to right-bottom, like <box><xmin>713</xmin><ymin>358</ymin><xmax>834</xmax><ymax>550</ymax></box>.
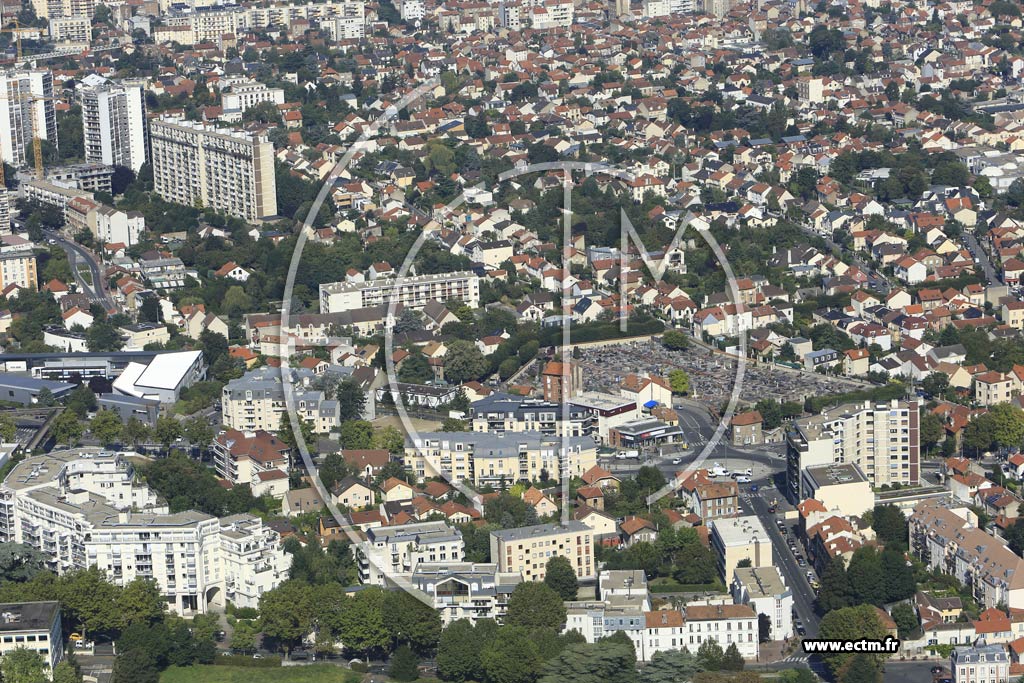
<box><xmin>405</xmin><ymin>431</ymin><xmax>598</xmax><ymax>488</ymax></box>
<box><xmin>800</xmin><ymin>463</ymin><xmax>875</xmax><ymax>517</ymax></box>
<box><xmin>684</xmin><ymin>604</ymin><xmax>759</xmax><ymax>659</ymax></box>
<box><xmin>490</xmin><ymin>522</ymin><xmax>595</xmax><ymax>581</ymax></box>
<box><xmin>150</xmin><ymin>116</ymin><xmax>277</xmax><ymax>222</ymax></box>
<box><xmin>0</xmin><ymin>450</ymin><xmax>289</xmax><ymax>615</ymax></box>
<box><xmin>320</xmin><ymin>272</ymin><xmax>480</xmax><ymax>313</ymax></box>
<box><xmin>731</xmin><ymin>566</ymin><xmax>794</xmax><ymax>640</ymax></box>
<box><xmin>0</xmin><ymin>235</ymin><xmax>37</xmax><ymax>291</ymax></box>
<box><xmin>951</xmin><ymin>643</ymin><xmax>1009</xmax><ymax>683</ymax></box>
<box><xmin>211</xmin><ymin>429</ymin><xmax>290</xmax><ymax>499</ymax></box>
<box><xmin>470</xmin><ymin>394</ymin><xmax>590</xmax><ymax>438</ymax></box>
<box><xmin>221</xmin><ymin>82</ymin><xmax>285</xmax><ymax>118</ymax></box>
<box><xmin>0</xmin><ymin>70</ymin><xmax>57</xmax><ymax>167</ymax></box>
<box><xmin>0</xmin><ymin>602</ymin><xmax>63</xmax><ymax>673</ymax></box>
<box><xmin>910</xmin><ymin>500</ymin><xmax>1024</xmax><ymax>610</ymax></box>
<box><xmin>31</xmin><ymin>0</ymin><xmax>93</xmax><ymax>19</ymax></box>
<box><xmin>323</xmin><ymin>4</ymin><xmax>366</xmax><ymax>40</ymax></box>
<box><xmin>974</xmin><ymin>371</ymin><xmax>1018</xmax><ymax>407</ymax></box>
<box><xmin>49</xmin><ymin>15</ymin><xmax>90</xmax><ymax>44</ymax></box>
<box><xmin>709</xmin><ymin>515</ymin><xmax>773</xmax><ymax>579</ymax></box>
<box><xmin>221</xmin><ymin>366</ymin><xmax>341</xmax><ymax>434</ymax></box>
<box><xmin>410</xmin><ymin>563</ymin><xmax>522</xmax><ymax>625</ymax></box>
<box><xmin>355</xmin><ymin>521</ymin><xmax>464</xmax><ymax>586</ymax></box>
<box><xmin>77</xmin><ymin>75</ymin><xmax>148</xmax><ymax>172</ymax></box>
<box><xmin>786</xmin><ymin>399</ymin><xmax>919</xmax><ymax>502</ymax></box>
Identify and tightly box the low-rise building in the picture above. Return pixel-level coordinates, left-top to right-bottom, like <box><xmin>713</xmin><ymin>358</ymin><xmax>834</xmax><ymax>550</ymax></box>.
<box><xmin>211</xmin><ymin>429</ymin><xmax>290</xmax><ymax>499</ymax></box>
<box><xmin>731</xmin><ymin>566</ymin><xmax>794</xmax><ymax>640</ymax></box>
<box><xmin>684</xmin><ymin>604</ymin><xmax>759</xmax><ymax>659</ymax></box>
<box><xmin>951</xmin><ymin>643</ymin><xmax>1009</xmax><ymax>683</ymax></box>
<box><xmin>0</xmin><ymin>601</ymin><xmax>63</xmax><ymax>673</ymax></box>
<box><xmin>490</xmin><ymin>522</ymin><xmax>594</xmax><ymax>581</ymax></box>
<box><xmin>800</xmin><ymin>463</ymin><xmax>875</xmax><ymax>517</ymax></box>
<box><xmin>409</xmin><ymin>562</ymin><xmax>522</xmax><ymax>625</ymax></box>
<box><xmin>709</xmin><ymin>515</ymin><xmax>773</xmax><ymax>579</ymax></box>
<box><xmin>356</xmin><ymin>521</ymin><xmax>464</xmax><ymax>586</ymax></box>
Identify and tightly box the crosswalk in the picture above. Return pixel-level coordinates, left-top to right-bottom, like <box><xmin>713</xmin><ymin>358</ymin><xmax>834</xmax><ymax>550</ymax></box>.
<box><xmin>779</xmin><ymin>653</ymin><xmax>808</xmax><ymax>663</ymax></box>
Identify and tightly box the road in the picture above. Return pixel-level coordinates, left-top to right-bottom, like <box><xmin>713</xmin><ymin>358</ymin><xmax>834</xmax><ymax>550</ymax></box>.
<box><xmin>45</xmin><ymin>230</ymin><xmax>113</xmax><ymax>308</ymax></box>
<box><xmin>963</xmin><ymin>232</ymin><xmax>999</xmax><ymax>285</ymax></box>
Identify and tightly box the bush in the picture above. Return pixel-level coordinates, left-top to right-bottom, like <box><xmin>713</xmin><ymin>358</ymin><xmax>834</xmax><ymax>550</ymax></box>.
<box><xmin>350</xmin><ymin>661</ymin><xmax>369</xmax><ymax>673</ymax></box>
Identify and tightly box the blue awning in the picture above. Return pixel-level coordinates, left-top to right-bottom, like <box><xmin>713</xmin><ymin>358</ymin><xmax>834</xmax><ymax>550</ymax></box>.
<box><xmin>643</xmin><ymin>400</ymin><xmax>658</xmax><ymax>409</ymax></box>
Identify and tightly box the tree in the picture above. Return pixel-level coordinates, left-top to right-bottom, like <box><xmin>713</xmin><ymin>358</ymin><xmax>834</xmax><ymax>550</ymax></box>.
<box><xmin>85</xmin><ymin>320</ymin><xmax>122</xmax><ymax>352</ymax></box>
<box><xmin>230</xmin><ymin>619</ymin><xmax>259</xmax><ymax>652</ymax></box>
<box><xmin>258</xmin><ymin>580</ymin><xmax>314</xmax><ymax>652</ymax></box>
<box><xmin>668</xmin><ymin>369</ymin><xmax>690</xmax><ymax>395</ymax></box>
<box><xmin>988</xmin><ymin>403</ymin><xmax>1024</xmax><ymax>448</ymax></box>
<box><xmin>847</xmin><ymin>547</ymin><xmax>885</xmax><ymax>606</ymax></box>
<box><xmin>111</xmin><ymin>648</ymin><xmax>159</xmax><ymax>683</ymax></box>
<box><xmin>444</xmin><ymin>340</ymin><xmax>488</xmax><ymax>384</ymax></box>
<box><xmin>641</xmin><ymin>648</ymin><xmax>702</xmax><ymax>683</ymax></box>
<box><xmin>840</xmin><ymin>653</ymin><xmax>882</xmax><ymax>683</ymax></box>
<box><xmin>871</xmin><ymin>505</ymin><xmax>908</xmax><ymax>549</ymax></box>
<box><xmin>90</xmin><ymin>409</ymin><xmax>122</xmax><ymax>446</ymax></box>
<box><xmin>336</xmin><ymin>587</ymin><xmax>390</xmax><ymax>656</ymax></box>
<box><xmin>390</xmin><ymin>644</ymin><xmax>420</xmax><ymax>681</ymax></box>
<box><xmin>758</xmin><ymin>613</ymin><xmax>772</xmax><ymax>643</ymax></box>
<box><xmin>817</xmin><ymin>555</ymin><xmax>852</xmax><ymax>613</ymax></box>
<box><xmin>0</xmin><ymin>543</ymin><xmax>48</xmax><ymax>582</ymax></box>
<box><xmin>59</xmin><ymin>568</ymin><xmax>122</xmax><ymax>637</ymax></box>
<box><xmin>721</xmin><ymin>643</ymin><xmax>744</xmax><ymax>671</ymax></box>
<box><xmin>153</xmin><ymin>415</ymin><xmax>182</xmax><ymax>450</ymax></box>
<box><xmin>336</xmin><ymin>379</ymin><xmax>366</xmax><ymax>421</ymax></box>
<box><xmin>384</xmin><ymin>590</ymin><xmax>442</xmax><ymax>654</ymax></box>
<box><xmin>921</xmin><ymin>412</ymin><xmax>944</xmax><ymax>453</ymax></box>
<box><xmin>0</xmin><ymin>648</ymin><xmax>47</xmax><ymax>683</ymax></box>
<box><xmin>505</xmin><ymin>582</ymin><xmax>567</xmax><ymax>631</ymax></box>
<box><xmin>0</xmin><ymin>413</ymin><xmax>15</xmax><ymax>442</ymax></box>
<box><xmin>921</xmin><ymin>372</ymin><xmax>950</xmax><ymax>398</ymax></box>
<box><xmin>480</xmin><ymin>626</ymin><xmax>542</xmax><ymax>683</ymax></box>
<box><xmin>437</xmin><ymin>619</ymin><xmax>489</xmax><ymax>682</ymax></box>
<box><xmin>118</xmin><ymin>578</ymin><xmax>165</xmax><ymax>628</ymax></box>
<box><xmin>373</xmin><ymin>425</ymin><xmax>406</xmax><ymax>454</ymax></box>
<box><xmin>539</xmin><ymin>640</ymin><xmax>637</xmax><ymax>683</ymax></box>
<box><xmin>51</xmin><ymin>661</ymin><xmax>83</xmax><ymax>683</ymax></box>
<box><xmin>51</xmin><ymin>410</ymin><xmax>83</xmax><ymax>446</ymax></box>
<box><xmin>544</xmin><ymin>556</ymin><xmax>578</xmax><ymax>601</ymax></box>
<box><xmin>662</xmin><ymin>330</ymin><xmax>689</xmax><ymax>350</ymax></box>
<box><xmin>399</xmin><ymin>351</ymin><xmax>433</xmax><ymax>384</ymax></box>
<box><xmin>890</xmin><ymin>603</ymin><xmax>918</xmax><ymax>638</ymax></box>
<box><xmin>340</xmin><ymin>420</ymin><xmax>374</xmax><ymax>449</ymax></box>
<box><xmin>183</xmin><ymin>416</ymin><xmax>213</xmax><ymax>451</ymax></box>
<box><xmin>817</xmin><ymin>604</ymin><xmax>888</xmax><ymax>675</ymax></box>
<box><xmin>696</xmin><ymin>639</ymin><xmax>724</xmax><ymax>671</ymax></box>
<box><xmin>222</xmin><ymin>285</ymin><xmax>252</xmax><ymax>317</ymax></box>
<box><xmin>121</xmin><ymin>418</ymin><xmax>150</xmax><ymax>446</ymax></box>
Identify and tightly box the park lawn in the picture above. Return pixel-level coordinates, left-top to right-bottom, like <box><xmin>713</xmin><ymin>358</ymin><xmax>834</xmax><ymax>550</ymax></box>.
<box><xmin>161</xmin><ymin>664</ymin><xmax>361</xmax><ymax>683</ymax></box>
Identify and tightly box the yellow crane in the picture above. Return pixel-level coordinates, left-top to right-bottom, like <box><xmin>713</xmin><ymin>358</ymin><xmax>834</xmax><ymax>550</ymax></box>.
<box><xmin>0</xmin><ymin>18</ymin><xmax>37</xmax><ymax>62</ymax></box>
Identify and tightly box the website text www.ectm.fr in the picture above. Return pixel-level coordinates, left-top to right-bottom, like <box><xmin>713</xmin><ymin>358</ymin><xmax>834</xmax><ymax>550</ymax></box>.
<box><xmin>802</xmin><ymin>638</ymin><xmax>901</xmax><ymax>654</ymax></box>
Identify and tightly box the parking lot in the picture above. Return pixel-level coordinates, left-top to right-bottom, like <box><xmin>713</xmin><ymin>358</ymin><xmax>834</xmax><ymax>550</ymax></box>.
<box><xmin>576</xmin><ymin>342</ymin><xmax>863</xmax><ymax>411</ymax></box>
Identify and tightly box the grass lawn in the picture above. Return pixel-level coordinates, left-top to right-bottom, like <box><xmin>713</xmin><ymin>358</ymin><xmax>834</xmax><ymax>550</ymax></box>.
<box><xmin>161</xmin><ymin>664</ymin><xmax>361</xmax><ymax>682</ymax></box>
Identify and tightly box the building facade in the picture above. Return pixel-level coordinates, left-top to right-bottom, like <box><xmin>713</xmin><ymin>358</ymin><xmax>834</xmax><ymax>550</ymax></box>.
<box><xmin>0</xmin><ymin>70</ymin><xmax>56</xmax><ymax>168</ymax></box>
<box><xmin>77</xmin><ymin>75</ymin><xmax>148</xmax><ymax>172</ymax></box>
<box><xmin>409</xmin><ymin>563</ymin><xmax>522</xmax><ymax>625</ymax></box>
<box><xmin>320</xmin><ymin>272</ymin><xmax>480</xmax><ymax>313</ymax></box>
<box><xmin>150</xmin><ymin>116</ymin><xmax>277</xmax><ymax>221</ymax></box>
<box><xmin>356</xmin><ymin>521</ymin><xmax>464</xmax><ymax>586</ymax></box>
<box><xmin>490</xmin><ymin>522</ymin><xmax>595</xmax><ymax>581</ymax></box>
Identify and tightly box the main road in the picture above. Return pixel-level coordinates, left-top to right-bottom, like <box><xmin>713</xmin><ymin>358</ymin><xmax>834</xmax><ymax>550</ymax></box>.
<box><xmin>44</xmin><ymin>230</ymin><xmax>114</xmax><ymax>308</ymax></box>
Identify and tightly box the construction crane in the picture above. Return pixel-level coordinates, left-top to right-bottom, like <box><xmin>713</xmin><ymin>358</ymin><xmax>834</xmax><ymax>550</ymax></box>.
<box><xmin>0</xmin><ymin>18</ymin><xmax>38</xmax><ymax>63</ymax></box>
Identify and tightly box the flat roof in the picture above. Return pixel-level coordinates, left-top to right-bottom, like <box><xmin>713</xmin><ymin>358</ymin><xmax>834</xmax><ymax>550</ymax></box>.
<box><xmin>0</xmin><ymin>602</ymin><xmax>60</xmax><ymax>632</ymax></box>
<box><xmin>134</xmin><ymin>350</ymin><xmax>202</xmax><ymax>391</ymax></box>
<box><xmin>710</xmin><ymin>515</ymin><xmax>769</xmax><ymax>546</ymax></box>
<box><xmin>804</xmin><ymin>463</ymin><xmax>868</xmax><ymax>488</ymax></box>
<box><xmin>733</xmin><ymin>566</ymin><xmax>789</xmax><ymax>598</ymax></box>
<box><xmin>491</xmin><ymin>521</ymin><xmax>590</xmax><ymax>542</ymax></box>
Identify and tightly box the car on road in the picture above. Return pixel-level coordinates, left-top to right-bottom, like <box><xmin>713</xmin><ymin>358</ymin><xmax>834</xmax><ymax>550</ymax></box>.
<box><xmin>794</xmin><ymin>620</ymin><xmax>805</xmax><ymax>636</ymax></box>
<box><xmin>931</xmin><ymin>667</ymin><xmax>945</xmax><ymax>675</ymax></box>
<box><xmin>672</xmin><ymin>458</ymin><xmax>682</xmax><ymax>465</ymax></box>
<box><xmin>750</xmin><ymin>485</ymin><xmax>759</xmax><ymax>493</ymax></box>
<box><xmin>735</xmin><ymin>476</ymin><xmax>751</xmax><ymax>483</ymax></box>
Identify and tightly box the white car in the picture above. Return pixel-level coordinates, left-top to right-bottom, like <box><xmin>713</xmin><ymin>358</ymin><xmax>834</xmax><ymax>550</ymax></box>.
<box><xmin>736</xmin><ymin>476</ymin><xmax>751</xmax><ymax>484</ymax></box>
<box><xmin>671</xmin><ymin>458</ymin><xmax>682</xmax><ymax>465</ymax></box>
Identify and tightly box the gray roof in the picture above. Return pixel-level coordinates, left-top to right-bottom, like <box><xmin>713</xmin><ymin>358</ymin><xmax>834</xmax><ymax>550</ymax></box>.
<box><xmin>490</xmin><ymin>521</ymin><xmax>590</xmax><ymax>542</ymax></box>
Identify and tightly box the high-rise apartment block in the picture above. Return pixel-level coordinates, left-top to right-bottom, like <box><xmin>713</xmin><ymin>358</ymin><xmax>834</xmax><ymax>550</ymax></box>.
<box><xmin>786</xmin><ymin>399</ymin><xmax>919</xmax><ymax>502</ymax></box>
<box><xmin>0</xmin><ymin>70</ymin><xmax>56</xmax><ymax>168</ymax></box>
<box><xmin>77</xmin><ymin>74</ymin><xmax>148</xmax><ymax>172</ymax></box>
<box><xmin>150</xmin><ymin>116</ymin><xmax>277</xmax><ymax>221</ymax></box>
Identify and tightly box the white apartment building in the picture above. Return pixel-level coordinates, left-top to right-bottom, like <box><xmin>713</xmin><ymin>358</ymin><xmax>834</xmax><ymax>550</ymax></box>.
<box><xmin>0</xmin><ymin>450</ymin><xmax>289</xmax><ymax>615</ymax></box>
<box><xmin>490</xmin><ymin>522</ymin><xmax>595</xmax><ymax>581</ymax></box>
<box><xmin>952</xmin><ymin>644</ymin><xmax>1009</xmax><ymax>683</ymax></box>
<box><xmin>32</xmin><ymin>0</ymin><xmax>93</xmax><ymax>19</ymax></box>
<box><xmin>787</xmin><ymin>399</ymin><xmax>919</xmax><ymax>502</ymax></box>
<box><xmin>684</xmin><ymin>604</ymin><xmax>759</xmax><ymax>659</ymax></box>
<box><xmin>320</xmin><ymin>272</ymin><xmax>480</xmax><ymax>313</ymax></box>
<box><xmin>409</xmin><ymin>563</ymin><xmax>522</xmax><ymax>625</ymax></box>
<box><xmin>221</xmin><ymin>367</ymin><xmax>341</xmax><ymax>434</ymax></box>
<box><xmin>356</xmin><ymin>522</ymin><xmax>464</xmax><ymax>586</ymax></box>
<box><xmin>0</xmin><ymin>70</ymin><xmax>56</xmax><ymax>168</ymax></box>
<box><xmin>323</xmin><ymin>5</ymin><xmax>366</xmax><ymax>40</ymax></box>
<box><xmin>642</xmin><ymin>0</ymin><xmax>671</xmax><ymax>16</ymax></box>
<box><xmin>406</xmin><ymin>431</ymin><xmax>598</xmax><ymax>488</ymax></box>
<box><xmin>731</xmin><ymin>566</ymin><xmax>793</xmax><ymax>640</ymax></box>
<box><xmin>0</xmin><ymin>235</ymin><xmax>37</xmax><ymax>291</ymax></box>
<box><xmin>49</xmin><ymin>15</ymin><xmax>90</xmax><ymax>44</ymax></box>
<box><xmin>77</xmin><ymin>75</ymin><xmax>148</xmax><ymax>173</ymax></box>
<box><xmin>709</xmin><ymin>515</ymin><xmax>773</xmax><ymax>580</ymax></box>
<box><xmin>93</xmin><ymin>205</ymin><xmax>145</xmax><ymax>247</ymax></box>
<box><xmin>150</xmin><ymin>116</ymin><xmax>278</xmax><ymax>221</ymax></box>
<box><xmin>399</xmin><ymin>0</ymin><xmax>425</xmax><ymax>21</ymax></box>
<box><xmin>0</xmin><ymin>602</ymin><xmax>63</xmax><ymax>673</ymax></box>
<box><xmin>221</xmin><ymin>82</ymin><xmax>285</xmax><ymax>118</ymax></box>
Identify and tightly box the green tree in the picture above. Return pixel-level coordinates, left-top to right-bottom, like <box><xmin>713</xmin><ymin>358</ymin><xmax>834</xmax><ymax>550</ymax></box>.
<box><xmin>480</xmin><ymin>626</ymin><xmax>542</xmax><ymax>683</ymax></box>
<box><xmin>258</xmin><ymin>580</ymin><xmax>315</xmax><ymax>652</ymax></box>
<box><xmin>871</xmin><ymin>505</ymin><xmax>908</xmax><ymax>549</ymax></box>
<box><xmin>336</xmin><ymin>587</ymin><xmax>390</xmax><ymax>656</ymax></box>
<box><xmin>696</xmin><ymin>639</ymin><xmax>724</xmax><ymax>671</ymax></box>
<box><xmin>890</xmin><ymin>603</ymin><xmax>918</xmax><ymax>638</ymax></box>
<box><xmin>641</xmin><ymin>648</ymin><xmax>702</xmax><ymax>683</ymax></box>
<box><xmin>336</xmin><ymin>378</ymin><xmax>366</xmax><ymax>421</ymax></box>
<box><xmin>90</xmin><ymin>409</ymin><xmax>122</xmax><ymax>446</ymax></box>
<box><xmin>121</xmin><ymin>418</ymin><xmax>150</xmax><ymax>446</ymax></box>
<box><xmin>847</xmin><ymin>546</ymin><xmax>885</xmax><ymax>606</ymax></box>
<box><xmin>661</xmin><ymin>329</ymin><xmax>689</xmax><ymax>350</ymax></box>
<box><xmin>0</xmin><ymin>413</ymin><xmax>15</xmax><ymax>442</ymax></box>
<box><xmin>230</xmin><ymin>619</ymin><xmax>259</xmax><ymax>652</ymax></box>
<box><xmin>437</xmin><ymin>619</ymin><xmax>492</xmax><ymax>682</ymax></box>
<box><xmin>183</xmin><ymin>416</ymin><xmax>213</xmax><ymax>451</ymax></box>
<box><xmin>505</xmin><ymin>582</ymin><xmax>567</xmax><ymax>631</ymax></box>
<box><xmin>543</xmin><ymin>556</ymin><xmax>579</xmax><ymax>601</ymax></box>
<box><xmin>921</xmin><ymin>372</ymin><xmax>949</xmax><ymax>398</ymax></box>
<box><xmin>0</xmin><ymin>648</ymin><xmax>47</xmax><ymax>683</ymax></box>
<box><xmin>538</xmin><ymin>640</ymin><xmax>637</xmax><ymax>683</ymax></box>
<box><xmin>153</xmin><ymin>415</ymin><xmax>182</xmax><ymax>450</ymax></box>
<box><xmin>384</xmin><ymin>589</ymin><xmax>442</xmax><ymax>654</ymax></box>
<box><xmin>817</xmin><ymin>604</ymin><xmax>888</xmax><ymax>675</ymax></box>
<box><xmin>85</xmin><ymin>320</ymin><xmax>122</xmax><ymax>352</ymax></box>
<box><xmin>921</xmin><ymin>412</ymin><xmax>944</xmax><ymax>452</ymax></box>
<box><xmin>444</xmin><ymin>340</ymin><xmax>488</xmax><ymax>384</ymax></box>
<box><xmin>668</xmin><ymin>369</ymin><xmax>690</xmax><ymax>395</ymax></box>
<box><xmin>721</xmin><ymin>643</ymin><xmax>744</xmax><ymax>671</ymax></box>
<box><xmin>59</xmin><ymin>568</ymin><xmax>121</xmax><ymax>637</ymax></box>
<box><xmin>51</xmin><ymin>411</ymin><xmax>83</xmax><ymax>446</ymax></box>
<box><xmin>840</xmin><ymin>653</ymin><xmax>883</xmax><ymax>683</ymax></box>
<box><xmin>988</xmin><ymin>403</ymin><xmax>1024</xmax><ymax>448</ymax></box>
<box><xmin>111</xmin><ymin>648</ymin><xmax>159</xmax><ymax>683</ymax></box>
<box><xmin>390</xmin><ymin>644</ymin><xmax>420</xmax><ymax>681</ymax></box>
<box><xmin>118</xmin><ymin>578</ymin><xmax>165</xmax><ymax>627</ymax></box>
<box><xmin>398</xmin><ymin>351</ymin><xmax>433</xmax><ymax>384</ymax></box>
<box><xmin>65</xmin><ymin>384</ymin><xmax>97</xmax><ymax>418</ymax></box>
<box><xmin>817</xmin><ymin>555</ymin><xmax>852</xmax><ymax>613</ymax></box>
<box><xmin>51</xmin><ymin>661</ymin><xmax>83</xmax><ymax>683</ymax></box>
<box><xmin>222</xmin><ymin>285</ymin><xmax>252</xmax><ymax>317</ymax></box>
<box><xmin>339</xmin><ymin>420</ymin><xmax>374</xmax><ymax>449</ymax></box>
<box><xmin>373</xmin><ymin>425</ymin><xmax>406</xmax><ymax>454</ymax></box>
